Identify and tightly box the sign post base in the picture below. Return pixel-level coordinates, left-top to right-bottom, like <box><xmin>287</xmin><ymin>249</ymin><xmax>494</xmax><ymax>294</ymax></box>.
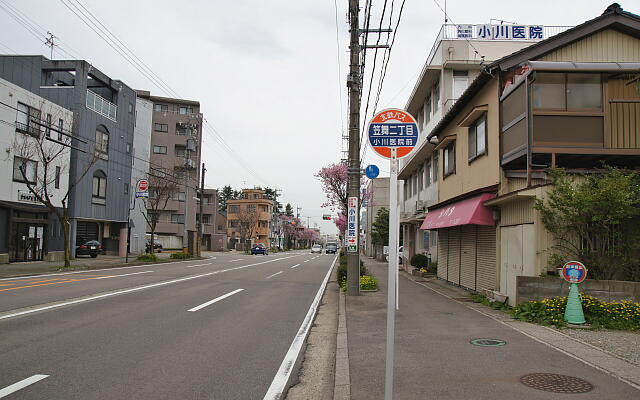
<box><xmin>564</xmin><ymin>283</ymin><xmax>586</xmax><ymax>325</ymax></box>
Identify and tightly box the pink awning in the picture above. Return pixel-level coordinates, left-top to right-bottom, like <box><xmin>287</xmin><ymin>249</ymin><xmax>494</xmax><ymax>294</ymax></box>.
<box><xmin>420</xmin><ymin>193</ymin><xmax>496</xmax><ymax>230</ymax></box>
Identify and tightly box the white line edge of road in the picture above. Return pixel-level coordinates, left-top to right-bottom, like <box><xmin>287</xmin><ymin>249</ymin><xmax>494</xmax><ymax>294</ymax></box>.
<box><xmin>0</xmin><ymin>374</ymin><xmax>49</xmax><ymax>398</ymax></box>
<box><xmin>187</xmin><ymin>289</ymin><xmax>244</xmax><ymax>312</ymax></box>
<box><xmin>0</xmin><ymin>255</ymin><xmax>299</xmax><ymax>322</ymax></box>
<box><xmin>94</xmin><ymin>271</ymin><xmax>154</xmax><ymax>279</ymax></box>
<box><xmin>265</xmin><ymin>271</ymin><xmax>283</xmax><ymax>279</ymax></box>
<box><xmin>263</xmin><ymin>255</ymin><xmax>338</xmax><ymax>400</ymax></box>
<box><xmin>407</xmin><ymin>276</ymin><xmax>640</xmax><ymax>392</ymax></box>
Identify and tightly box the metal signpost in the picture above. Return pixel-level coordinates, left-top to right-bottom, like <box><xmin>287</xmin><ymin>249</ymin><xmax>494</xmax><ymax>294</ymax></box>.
<box><xmin>367</xmin><ymin>108</ymin><xmax>419</xmax><ymax>400</ymax></box>
<box><xmin>562</xmin><ymin>261</ymin><xmax>588</xmax><ymax>325</ymax></box>
<box><xmin>136</xmin><ymin>179</ymin><xmax>149</xmax><ymax>199</ymax></box>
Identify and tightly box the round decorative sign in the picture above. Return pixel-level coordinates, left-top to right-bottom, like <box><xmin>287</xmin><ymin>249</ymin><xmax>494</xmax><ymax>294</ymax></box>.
<box><xmin>561</xmin><ymin>261</ymin><xmax>587</xmax><ymax>284</ymax></box>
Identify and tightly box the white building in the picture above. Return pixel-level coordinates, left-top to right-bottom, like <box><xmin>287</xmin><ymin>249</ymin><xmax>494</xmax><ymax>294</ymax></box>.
<box><xmin>0</xmin><ymin>77</ymin><xmax>73</xmax><ymax>262</ymax></box>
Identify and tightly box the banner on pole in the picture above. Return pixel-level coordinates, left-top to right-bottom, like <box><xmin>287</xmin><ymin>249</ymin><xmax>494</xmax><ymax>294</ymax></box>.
<box><xmin>347</xmin><ymin>196</ymin><xmax>358</xmax><ymax>253</ymax></box>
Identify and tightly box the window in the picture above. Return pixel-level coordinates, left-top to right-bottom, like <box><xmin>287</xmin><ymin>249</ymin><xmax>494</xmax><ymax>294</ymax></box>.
<box><xmin>12</xmin><ymin>157</ymin><xmax>37</xmax><ymax>184</ymax></box>
<box><xmin>403</xmin><ymin>181</ymin><xmax>408</xmax><ymax>199</ymax></box>
<box><xmin>95</xmin><ymin>126</ymin><xmax>109</xmax><ymax>160</ymax></box>
<box><xmin>229</xmin><ymin>205</ymin><xmax>240</xmax><ymax>213</ymax></box>
<box><xmin>173</xmin><ymin>192</ymin><xmax>186</xmax><ymax>202</ymax></box>
<box><xmin>153</xmin><ymin>145</ymin><xmax>167</xmax><ymax>154</ymax></box>
<box><xmin>229</xmin><ymin>220</ymin><xmax>239</xmax><ymax>228</ymax></box>
<box><xmin>218</xmin><ymin>225</ymin><xmax>224</xmax><ymax>231</ymax></box>
<box><xmin>468</xmin><ymin>114</ymin><xmax>487</xmax><ymax>160</ymax></box>
<box><xmin>453</xmin><ymin>70</ymin><xmax>469</xmax><ymax>99</ymax></box>
<box><xmin>55</xmin><ymin>166</ymin><xmax>61</xmax><ymax>189</ymax></box>
<box><xmin>433</xmin><ymin>153</ymin><xmax>439</xmax><ymax>182</ymax></box>
<box><xmin>151</xmin><ymin>167</ymin><xmax>167</xmax><ymax>178</ymax></box>
<box><xmin>176</xmin><ymin>125</ymin><xmax>189</xmax><ymax>136</ymax></box>
<box><xmin>92</xmin><ymin>170</ymin><xmax>107</xmax><ymax>205</ymax></box>
<box><xmin>433</xmin><ymin>80</ymin><xmax>440</xmax><ymax>112</ymax></box>
<box><xmin>124</xmin><ymin>183</ymin><xmax>129</xmax><ymax>195</ymax></box>
<box><xmin>57</xmin><ymin>118</ymin><xmax>63</xmax><ymax>141</ymax></box>
<box><xmin>175</xmin><ymin>145</ymin><xmax>186</xmax><ymax>157</ymax></box>
<box><xmin>202</xmin><ymin>215</ymin><xmax>211</xmax><ymax>224</ymax></box>
<box><xmin>128</xmin><ymin>103</ymin><xmax>134</xmax><ymax>114</ymax></box>
<box><xmin>171</xmin><ymin>214</ymin><xmax>185</xmax><ymax>224</ymax></box>
<box><xmin>418</xmin><ymin>167</ymin><xmax>424</xmax><ymax>191</ymax></box>
<box><xmin>16</xmin><ymin>102</ymin><xmax>41</xmax><ymax>137</ymax></box>
<box><xmin>154</xmin><ymin>103</ymin><xmax>168</xmax><ymax>112</ymax></box>
<box><xmin>443</xmin><ymin>143</ymin><xmax>455</xmax><ymax>177</ymax></box>
<box><xmin>179</xmin><ymin>106</ymin><xmax>193</xmax><ymax>115</ymax></box>
<box><xmin>533</xmin><ymin>73</ymin><xmax>602</xmax><ymax>111</ymax></box>
<box><xmin>425</xmin><ymin>161</ymin><xmax>432</xmax><ymax>187</ymax></box>
<box><xmin>45</xmin><ymin>113</ymin><xmax>52</xmax><ymax>137</ymax></box>
<box><xmin>154</xmin><ymin>123</ymin><xmax>168</xmax><ymax>132</ymax></box>
<box><xmin>247</xmin><ymin>204</ymin><xmax>257</xmax><ymax>213</ymax></box>
<box><xmin>425</xmin><ymin>96</ymin><xmax>431</xmax><ymax>125</ymax></box>
<box><xmin>126</xmin><ymin>143</ymin><xmax>131</xmax><ymax>154</ymax></box>
<box><xmin>412</xmin><ymin>174</ymin><xmax>417</xmax><ymax>196</ymax></box>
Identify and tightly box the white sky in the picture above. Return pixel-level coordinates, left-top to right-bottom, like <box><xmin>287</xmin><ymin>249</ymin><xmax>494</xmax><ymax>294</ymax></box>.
<box><xmin>0</xmin><ymin>0</ymin><xmax>625</xmax><ymax>234</ymax></box>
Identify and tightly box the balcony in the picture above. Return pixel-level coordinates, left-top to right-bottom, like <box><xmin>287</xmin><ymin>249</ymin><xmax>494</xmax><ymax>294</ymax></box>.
<box><xmin>86</xmin><ymin>90</ymin><xmax>117</xmax><ymax>121</ymax></box>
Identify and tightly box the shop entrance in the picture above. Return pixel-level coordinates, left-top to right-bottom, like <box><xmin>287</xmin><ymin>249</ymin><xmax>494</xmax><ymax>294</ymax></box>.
<box><xmin>12</xmin><ymin>222</ymin><xmax>45</xmax><ymax>262</ymax></box>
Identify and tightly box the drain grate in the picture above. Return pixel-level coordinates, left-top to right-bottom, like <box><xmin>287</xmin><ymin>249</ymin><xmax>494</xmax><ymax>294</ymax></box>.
<box><xmin>470</xmin><ymin>338</ymin><xmax>506</xmax><ymax>347</ymax></box>
<box><xmin>520</xmin><ymin>373</ymin><xmax>593</xmax><ymax>393</ymax></box>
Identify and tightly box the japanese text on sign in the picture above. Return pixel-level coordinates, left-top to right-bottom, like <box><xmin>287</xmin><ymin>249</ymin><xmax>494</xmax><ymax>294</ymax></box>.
<box><xmin>347</xmin><ymin>197</ymin><xmax>358</xmax><ymax>253</ymax></box>
<box><xmin>476</xmin><ymin>25</ymin><xmax>544</xmax><ymax>40</ymax></box>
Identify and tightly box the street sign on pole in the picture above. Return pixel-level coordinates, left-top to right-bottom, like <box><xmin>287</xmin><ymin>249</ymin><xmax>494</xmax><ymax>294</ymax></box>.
<box><xmin>136</xmin><ymin>179</ymin><xmax>149</xmax><ymax>199</ymax></box>
<box><xmin>367</xmin><ymin>108</ymin><xmax>419</xmax><ymax>400</ymax></box>
<box><xmin>562</xmin><ymin>261</ymin><xmax>588</xmax><ymax>325</ymax></box>
<box><xmin>346</xmin><ymin>197</ymin><xmax>358</xmax><ymax>253</ymax></box>
<box><xmin>365</xmin><ymin>164</ymin><xmax>380</xmax><ymax>179</ymax></box>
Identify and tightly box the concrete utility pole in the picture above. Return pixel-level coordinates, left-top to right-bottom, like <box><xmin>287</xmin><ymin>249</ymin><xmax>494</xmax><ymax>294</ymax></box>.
<box><xmin>197</xmin><ymin>163</ymin><xmax>206</xmax><ymax>257</ymax></box>
<box><xmin>346</xmin><ymin>0</ymin><xmax>361</xmax><ymax>296</ymax></box>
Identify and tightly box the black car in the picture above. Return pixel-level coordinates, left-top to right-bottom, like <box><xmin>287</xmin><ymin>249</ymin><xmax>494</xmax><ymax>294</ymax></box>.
<box><xmin>75</xmin><ymin>240</ymin><xmax>102</xmax><ymax>258</ymax></box>
<box><xmin>146</xmin><ymin>239</ymin><xmax>163</xmax><ymax>253</ymax></box>
<box><xmin>251</xmin><ymin>244</ymin><xmax>268</xmax><ymax>255</ymax></box>
<box><xmin>325</xmin><ymin>244</ymin><xmax>338</xmax><ymax>254</ymax></box>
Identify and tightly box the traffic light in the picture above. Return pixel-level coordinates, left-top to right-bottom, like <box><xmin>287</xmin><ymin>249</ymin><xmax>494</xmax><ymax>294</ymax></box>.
<box><xmin>322</xmin><ymin>214</ymin><xmax>332</xmax><ymax>220</ymax></box>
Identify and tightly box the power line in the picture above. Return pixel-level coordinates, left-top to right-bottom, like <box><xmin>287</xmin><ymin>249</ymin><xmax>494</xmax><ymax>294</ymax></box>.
<box><xmin>332</xmin><ymin>0</ymin><xmax>345</xmax><ymax>146</ymax></box>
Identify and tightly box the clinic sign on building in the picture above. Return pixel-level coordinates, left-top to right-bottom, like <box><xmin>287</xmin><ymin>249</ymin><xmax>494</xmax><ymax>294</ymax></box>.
<box><xmin>456</xmin><ymin>24</ymin><xmax>545</xmax><ymax>40</ymax></box>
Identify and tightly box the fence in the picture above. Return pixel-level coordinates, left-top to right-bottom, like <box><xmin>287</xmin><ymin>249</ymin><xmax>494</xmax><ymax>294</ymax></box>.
<box><xmin>516</xmin><ymin>276</ymin><xmax>640</xmax><ymax>304</ymax></box>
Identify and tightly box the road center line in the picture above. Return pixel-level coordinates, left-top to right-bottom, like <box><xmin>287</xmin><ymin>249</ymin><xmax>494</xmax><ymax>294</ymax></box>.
<box><xmin>290</xmin><ymin>264</ymin><xmax>301</xmax><ymax>269</ymax></box>
<box><xmin>229</xmin><ymin>259</ymin><xmax>243</xmax><ymax>262</ymax></box>
<box><xmin>186</xmin><ymin>262</ymin><xmax>214</xmax><ymax>268</ymax></box>
<box><xmin>304</xmin><ymin>260</ymin><xmax>309</xmax><ymax>263</ymax></box>
<box><xmin>187</xmin><ymin>289</ymin><xmax>244</xmax><ymax>312</ymax></box>
<box><xmin>95</xmin><ymin>271</ymin><xmax>154</xmax><ymax>279</ymax></box>
<box><xmin>0</xmin><ymin>255</ymin><xmax>299</xmax><ymax>322</ymax></box>
<box><xmin>265</xmin><ymin>271</ymin><xmax>283</xmax><ymax>279</ymax></box>
<box><xmin>0</xmin><ymin>374</ymin><xmax>49</xmax><ymax>398</ymax></box>
<box><xmin>263</xmin><ymin>256</ymin><xmax>338</xmax><ymax>400</ymax></box>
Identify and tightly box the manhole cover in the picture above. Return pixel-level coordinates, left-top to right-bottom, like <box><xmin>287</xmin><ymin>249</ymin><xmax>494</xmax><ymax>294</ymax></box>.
<box><xmin>520</xmin><ymin>373</ymin><xmax>593</xmax><ymax>393</ymax></box>
<box><xmin>470</xmin><ymin>338</ymin><xmax>507</xmax><ymax>346</ymax></box>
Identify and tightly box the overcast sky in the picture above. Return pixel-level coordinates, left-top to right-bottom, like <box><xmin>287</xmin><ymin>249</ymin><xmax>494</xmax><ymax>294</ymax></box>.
<box><xmin>0</xmin><ymin>0</ymin><xmax>625</xmax><ymax>234</ymax></box>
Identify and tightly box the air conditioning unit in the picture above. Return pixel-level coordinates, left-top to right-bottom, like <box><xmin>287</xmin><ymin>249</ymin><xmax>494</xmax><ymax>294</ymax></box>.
<box><xmin>415</xmin><ymin>200</ymin><xmax>426</xmax><ymax>212</ymax></box>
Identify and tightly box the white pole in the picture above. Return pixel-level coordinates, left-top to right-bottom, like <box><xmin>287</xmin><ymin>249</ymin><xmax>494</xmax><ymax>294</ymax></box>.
<box><xmin>385</xmin><ymin>148</ymin><xmax>399</xmax><ymax>400</ymax></box>
<box><xmin>396</xmin><ymin>180</ymin><xmax>400</xmax><ymax>311</ymax></box>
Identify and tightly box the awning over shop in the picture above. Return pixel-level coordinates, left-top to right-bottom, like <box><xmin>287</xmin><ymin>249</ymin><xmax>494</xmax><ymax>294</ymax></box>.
<box><xmin>420</xmin><ymin>193</ymin><xmax>496</xmax><ymax>230</ymax></box>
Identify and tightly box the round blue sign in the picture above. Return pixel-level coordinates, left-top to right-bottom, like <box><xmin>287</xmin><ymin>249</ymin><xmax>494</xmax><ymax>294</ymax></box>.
<box><xmin>365</xmin><ymin>164</ymin><xmax>380</xmax><ymax>179</ymax></box>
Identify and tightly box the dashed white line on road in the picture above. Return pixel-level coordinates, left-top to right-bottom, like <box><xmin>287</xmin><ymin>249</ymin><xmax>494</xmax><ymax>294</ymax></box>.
<box><xmin>290</xmin><ymin>264</ymin><xmax>301</xmax><ymax>269</ymax></box>
<box><xmin>304</xmin><ymin>260</ymin><xmax>309</xmax><ymax>263</ymax></box>
<box><xmin>187</xmin><ymin>289</ymin><xmax>244</xmax><ymax>312</ymax></box>
<box><xmin>186</xmin><ymin>262</ymin><xmax>214</xmax><ymax>268</ymax></box>
<box><xmin>0</xmin><ymin>374</ymin><xmax>49</xmax><ymax>398</ymax></box>
<box><xmin>95</xmin><ymin>271</ymin><xmax>154</xmax><ymax>279</ymax></box>
<box><xmin>230</xmin><ymin>259</ymin><xmax>244</xmax><ymax>262</ymax></box>
<box><xmin>265</xmin><ymin>271</ymin><xmax>283</xmax><ymax>279</ymax></box>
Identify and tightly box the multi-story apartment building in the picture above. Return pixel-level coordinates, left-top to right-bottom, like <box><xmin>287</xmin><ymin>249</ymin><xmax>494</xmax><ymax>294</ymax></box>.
<box><xmin>0</xmin><ymin>77</ymin><xmax>73</xmax><ymax>262</ymax></box>
<box><xmin>0</xmin><ymin>56</ymin><xmax>137</xmax><ymax>258</ymax></box>
<box><xmin>136</xmin><ymin>91</ymin><xmax>203</xmax><ymax>252</ymax></box>
<box><xmin>227</xmin><ymin>189</ymin><xmax>274</xmax><ymax>249</ymax></box>
<box><xmin>364</xmin><ymin>178</ymin><xmax>389</xmax><ymax>258</ymax></box>
<box><xmin>197</xmin><ymin>188</ymin><xmax>226</xmax><ymax>251</ymax></box>
<box><xmin>397</xmin><ymin>22</ymin><xmax>571</xmax><ymax>266</ymax></box>
<box><xmin>421</xmin><ymin>4</ymin><xmax>640</xmax><ymax>304</ymax></box>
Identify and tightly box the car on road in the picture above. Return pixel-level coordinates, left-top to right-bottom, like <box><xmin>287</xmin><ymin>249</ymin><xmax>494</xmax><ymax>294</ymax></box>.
<box><xmin>311</xmin><ymin>244</ymin><xmax>322</xmax><ymax>254</ymax></box>
<box><xmin>75</xmin><ymin>240</ymin><xmax>102</xmax><ymax>258</ymax></box>
<box><xmin>325</xmin><ymin>244</ymin><xmax>337</xmax><ymax>254</ymax></box>
<box><xmin>251</xmin><ymin>243</ymin><xmax>268</xmax><ymax>255</ymax></box>
<box><xmin>145</xmin><ymin>239</ymin><xmax>163</xmax><ymax>253</ymax></box>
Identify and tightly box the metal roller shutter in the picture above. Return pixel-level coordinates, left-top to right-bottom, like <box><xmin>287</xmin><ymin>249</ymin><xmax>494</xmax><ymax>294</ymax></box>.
<box><xmin>448</xmin><ymin>226</ymin><xmax>461</xmax><ymax>285</ymax></box>
<box><xmin>460</xmin><ymin>225</ymin><xmax>477</xmax><ymax>290</ymax></box>
<box><xmin>437</xmin><ymin>228</ymin><xmax>448</xmax><ymax>280</ymax></box>
<box><xmin>476</xmin><ymin>225</ymin><xmax>497</xmax><ymax>291</ymax></box>
<box><xmin>76</xmin><ymin>221</ymin><xmax>99</xmax><ymax>242</ymax></box>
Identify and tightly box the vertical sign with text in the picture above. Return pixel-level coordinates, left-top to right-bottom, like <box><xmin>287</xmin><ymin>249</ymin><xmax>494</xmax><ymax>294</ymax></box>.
<box><xmin>347</xmin><ymin>196</ymin><xmax>358</xmax><ymax>253</ymax></box>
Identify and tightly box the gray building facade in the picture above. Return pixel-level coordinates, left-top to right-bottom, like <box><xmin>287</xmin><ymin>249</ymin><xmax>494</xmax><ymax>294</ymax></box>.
<box><xmin>0</xmin><ymin>56</ymin><xmax>136</xmax><ymax>256</ymax></box>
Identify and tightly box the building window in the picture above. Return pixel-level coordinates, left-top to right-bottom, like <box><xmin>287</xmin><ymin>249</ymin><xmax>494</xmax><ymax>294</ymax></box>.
<box><xmin>533</xmin><ymin>73</ymin><xmax>602</xmax><ymax>111</ymax></box>
<box><xmin>468</xmin><ymin>114</ymin><xmax>487</xmax><ymax>161</ymax></box>
<box><xmin>45</xmin><ymin>113</ymin><xmax>52</xmax><ymax>137</ymax></box>
<box><xmin>403</xmin><ymin>181</ymin><xmax>408</xmax><ymax>199</ymax></box>
<box><xmin>129</xmin><ymin>103</ymin><xmax>134</xmax><ymax>114</ymax></box>
<box><xmin>433</xmin><ymin>80</ymin><xmax>440</xmax><ymax>112</ymax></box>
<box><xmin>154</xmin><ymin>103</ymin><xmax>168</xmax><ymax>112</ymax></box>
<box><xmin>92</xmin><ymin>170</ymin><xmax>107</xmax><ymax>205</ymax></box>
<box><xmin>425</xmin><ymin>161</ymin><xmax>432</xmax><ymax>187</ymax></box>
<box><xmin>12</xmin><ymin>157</ymin><xmax>37</xmax><ymax>184</ymax></box>
<box><xmin>57</xmin><ymin>118</ymin><xmax>63</xmax><ymax>141</ymax></box>
<box><xmin>173</xmin><ymin>192</ymin><xmax>186</xmax><ymax>202</ymax></box>
<box><xmin>153</xmin><ymin>145</ymin><xmax>167</xmax><ymax>154</ymax></box>
<box><xmin>425</xmin><ymin>95</ymin><xmax>431</xmax><ymax>125</ymax></box>
<box><xmin>171</xmin><ymin>214</ymin><xmax>185</xmax><ymax>224</ymax></box>
<box><xmin>16</xmin><ymin>102</ymin><xmax>41</xmax><ymax>137</ymax></box>
<box><xmin>247</xmin><ymin>204</ymin><xmax>257</xmax><ymax>213</ymax></box>
<box><xmin>126</xmin><ymin>143</ymin><xmax>131</xmax><ymax>154</ymax></box>
<box><xmin>229</xmin><ymin>205</ymin><xmax>240</xmax><ymax>213</ymax></box>
<box><xmin>179</xmin><ymin>106</ymin><xmax>193</xmax><ymax>115</ymax></box>
<box><xmin>55</xmin><ymin>166</ymin><xmax>61</xmax><ymax>189</ymax></box>
<box><xmin>154</xmin><ymin>123</ymin><xmax>168</xmax><ymax>132</ymax></box>
<box><xmin>443</xmin><ymin>142</ymin><xmax>455</xmax><ymax>177</ymax></box>
<box><xmin>175</xmin><ymin>145</ymin><xmax>186</xmax><ymax>157</ymax></box>
<box><xmin>95</xmin><ymin>125</ymin><xmax>109</xmax><ymax>160</ymax></box>
<box><xmin>433</xmin><ymin>153</ymin><xmax>439</xmax><ymax>182</ymax></box>
<box><xmin>218</xmin><ymin>225</ymin><xmax>223</xmax><ymax>231</ymax></box>
<box><xmin>418</xmin><ymin>167</ymin><xmax>424</xmax><ymax>192</ymax></box>
<box><xmin>124</xmin><ymin>183</ymin><xmax>129</xmax><ymax>194</ymax></box>
<box><xmin>176</xmin><ymin>124</ymin><xmax>189</xmax><ymax>136</ymax></box>
<box><xmin>202</xmin><ymin>215</ymin><xmax>211</xmax><ymax>224</ymax></box>
<box><xmin>151</xmin><ymin>167</ymin><xmax>167</xmax><ymax>178</ymax></box>
<box><xmin>229</xmin><ymin>220</ymin><xmax>239</xmax><ymax>228</ymax></box>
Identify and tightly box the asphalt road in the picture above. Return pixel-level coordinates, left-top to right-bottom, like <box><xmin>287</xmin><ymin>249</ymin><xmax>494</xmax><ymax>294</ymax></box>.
<box><xmin>0</xmin><ymin>251</ymin><xmax>336</xmax><ymax>399</ymax></box>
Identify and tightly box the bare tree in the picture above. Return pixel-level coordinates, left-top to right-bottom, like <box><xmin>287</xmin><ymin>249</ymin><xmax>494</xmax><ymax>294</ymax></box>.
<box><xmin>140</xmin><ymin>168</ymin><xmax>179</xmax><ymax>254</ymax></box>
<box><xmin>237</xmin><ymin>207</ymin><xmax>259</xmax><ymax>252</ymax></box>
<box><xmin>13</xmin><ymin>102</ymin><xmax>97</xmax><ymax>268</ymax></box>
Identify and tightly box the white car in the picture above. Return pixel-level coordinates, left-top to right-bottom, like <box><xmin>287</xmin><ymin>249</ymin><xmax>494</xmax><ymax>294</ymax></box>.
<box><xmin>311</xmin><ymin>244</ymin><xmax>322</xmax><ymax>254</ymax></box>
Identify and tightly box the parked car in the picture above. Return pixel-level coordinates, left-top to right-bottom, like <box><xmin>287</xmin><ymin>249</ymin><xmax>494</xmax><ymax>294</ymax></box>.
<box><xmin>311</xmin><ymin>244</ymin><xmax>322</xmax><ymax>254</ymax></box>
<box><xmin>325</xmin><ymin>244</ymin><xmax>337</xmax><ymax>254</ymax></box>
<box><xmin>75</xmin><ymin>240</ymin><xmax>102</xmax><ymax>258</ymax></box>
<box><xmin>251</xmin><ymin>243</ymin><xmax>268</xmax><ymax>255</ymax></box>
<box><xmin>146</xmin><ymin>239</ymin><xmax>163</xmax><ymax>253</ymax></box>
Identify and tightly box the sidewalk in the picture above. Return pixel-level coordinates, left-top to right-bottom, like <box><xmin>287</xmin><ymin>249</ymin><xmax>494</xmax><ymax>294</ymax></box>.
<box><xmin>344</xmin><ymin>257</ymin><xmax>640</xmax><ymax>400</ymax></box>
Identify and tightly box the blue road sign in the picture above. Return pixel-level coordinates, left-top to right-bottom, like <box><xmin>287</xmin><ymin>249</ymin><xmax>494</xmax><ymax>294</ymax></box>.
<box><xmin>365</xmin><ymin>164</ymin><xmax>380</xmax><ymax>179</ymax></box>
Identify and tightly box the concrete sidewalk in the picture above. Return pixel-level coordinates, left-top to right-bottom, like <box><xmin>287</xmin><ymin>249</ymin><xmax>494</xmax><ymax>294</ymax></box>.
<box><xmin>345</xmin><ymin>257</ymin><xmax>640</xmax><ymax>400</ymax></box>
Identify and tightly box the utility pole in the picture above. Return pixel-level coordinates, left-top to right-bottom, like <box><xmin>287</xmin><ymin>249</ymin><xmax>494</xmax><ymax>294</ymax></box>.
<box><xmin>346</xmin><ymin>0</ymin><xmax>361</xmax><ymax>296</ymax></box>
<box><xmin>197</xmin><ymin>163</ymin><xmax>206</xmax><ymax>257</ymax></box>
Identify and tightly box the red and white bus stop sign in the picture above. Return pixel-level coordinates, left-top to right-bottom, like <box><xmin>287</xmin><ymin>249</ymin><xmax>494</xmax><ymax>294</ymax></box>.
<box><xmin>367</xmin><ymin>109</ymin><xmax>420</xmax><ymax>159</ymax></box>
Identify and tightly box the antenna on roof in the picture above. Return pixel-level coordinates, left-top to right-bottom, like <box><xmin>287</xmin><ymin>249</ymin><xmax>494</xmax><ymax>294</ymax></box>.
<box><xmin>444</xmin><ymin>0</ymin><xmax>448</xmax><ymax>23</ymax></box>
<box><xmin>45</xmin><ymin>32</ymin><xmax>57</xmax><ymax>59</ymax></box>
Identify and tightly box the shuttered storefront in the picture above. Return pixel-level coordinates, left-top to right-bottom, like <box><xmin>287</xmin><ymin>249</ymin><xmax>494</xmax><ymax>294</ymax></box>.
<box><xmin>76</xmin><ymin>221</ymin><xmax>99</xmax><ymax>242</ymax></box>
<box><xmin>460</xmin><ymin>225</ymin><xmax>477</xmax><ymax>290</ymax></box>
<box><xmin>447</xmin><ymin>227</ymin><xmax>461</xmax><ymax>285</ymax></box>
<box><xmin>476</xmin><ymin>225</ymin><xmax>497</xmax><ymax>291</ymax></box>
<box><xmin>437</xmin><ymin>229</ymin><xmax>448</xmax><ymax>280</ymax></box>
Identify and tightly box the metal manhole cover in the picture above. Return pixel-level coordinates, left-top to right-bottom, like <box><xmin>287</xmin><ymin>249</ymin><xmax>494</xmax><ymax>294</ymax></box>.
<box><xmin>470</xmin><ymin>338</ymin><xmax>507</xmax><ymax>347</ymax></box>
<box><xmin>520</xmin><ymin>373</ymin><xmax>593</xmax><ymax>393</ymax></box>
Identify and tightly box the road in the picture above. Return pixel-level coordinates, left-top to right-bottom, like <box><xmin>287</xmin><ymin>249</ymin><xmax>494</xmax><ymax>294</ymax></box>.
<box><xmin>0</xmin><ymin>251</ymin><xmax>336</xmax><ymax>399</ymax></box>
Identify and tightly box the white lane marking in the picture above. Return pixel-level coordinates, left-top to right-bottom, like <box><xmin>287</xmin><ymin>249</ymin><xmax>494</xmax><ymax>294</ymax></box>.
<box><xmin>0</xmin><ymin>374</ymin><xmax>49</xmax><ymax>398</ymax></box>
<box><xmin>304</xmin><ymin>260</ymin><xmax>309</xmax><ymax>263</ymax></box>
<box><xmin>263</xmin><ymin>256</ymin><xmax>338</xmax><ymax>400</ymax></box>
<box><xmin>290</xmin><ymin>264</ymin><xmax>301</xmax><ymax>269</ymax></box>
<box><xmin>229</xmin><ymin>259</ymin><xmax>244</xmax><ymax>262</ymax></box>
<box><xmin>95</xmin><ymin>271</ymin><xmax>153</xmax><ymax>279</ymax></box>
<box><xmin>186</xmin><ymin>262</ymin><xmax>214</xmax><ymax>268</ymax></box>
<box><xmin>0</xmin><ymin>255</ymin><xmax>299</xmax><ymax>321</ymax></box>
<box><xmin>265</xmin><ymin>271</ymin><xmax>283</xmax><ymax>279</ymax></box>
<box><xmin>187</xmin><ymin>289</ymin><xmax>244</xmax><ymax>312</ymax></box>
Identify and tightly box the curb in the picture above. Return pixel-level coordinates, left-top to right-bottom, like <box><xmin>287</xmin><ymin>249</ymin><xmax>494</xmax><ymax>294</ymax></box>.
<box><xmin>334</xmin><ymin>290</ymin><xmax>351</xmax><ymax>400</ymax></box>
